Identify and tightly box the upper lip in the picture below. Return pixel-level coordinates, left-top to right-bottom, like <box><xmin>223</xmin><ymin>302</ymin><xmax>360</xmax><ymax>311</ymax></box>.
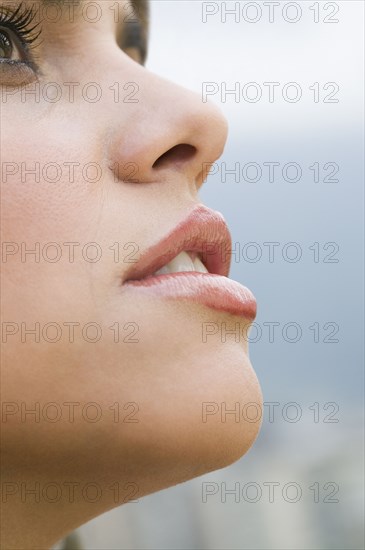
<box><xmin>124</xmin><ymin>204</ymin><xmax>232</xmax><ymax>283</ymax></box>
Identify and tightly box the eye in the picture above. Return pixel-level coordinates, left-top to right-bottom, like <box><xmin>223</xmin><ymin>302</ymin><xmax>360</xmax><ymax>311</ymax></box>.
<box><xmin>0</xmin><ymin>3</ymin><xmax>42</xmax><ymax>86</ymax></box>
<box><xmin>119</xmin><ymin>20</ymin><xmax>148</xmax><ymax>66</ymax></box>
<box><xmin>0</xmin><ymin>28</ymin><xmax>12</xmax><ymax>58</ymax></box>
<box><xmin>0</xmin><ymin>27</ymin><xmax>26</xmax><ymax>62</ymax></box>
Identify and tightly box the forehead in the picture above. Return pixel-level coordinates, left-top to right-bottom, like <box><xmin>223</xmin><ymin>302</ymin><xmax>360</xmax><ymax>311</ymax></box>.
<box><xmin>30</xmin><ymin>0</ymin><xmax>149</xmax><ymax>30</ymax></box>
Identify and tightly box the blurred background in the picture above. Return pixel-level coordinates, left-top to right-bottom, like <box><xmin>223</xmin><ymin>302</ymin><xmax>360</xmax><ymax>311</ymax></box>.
<box><xmin>66</xmin><ymin>1</ymin><xmax>364</xmax><ymax>548</ymax></box>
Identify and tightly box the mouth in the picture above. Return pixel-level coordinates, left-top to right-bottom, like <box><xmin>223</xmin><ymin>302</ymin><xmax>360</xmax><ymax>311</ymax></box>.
<box><xmin>123</xmin><ymin>204</ymin><xmax>257</xmax><ymax>321</ymax></box>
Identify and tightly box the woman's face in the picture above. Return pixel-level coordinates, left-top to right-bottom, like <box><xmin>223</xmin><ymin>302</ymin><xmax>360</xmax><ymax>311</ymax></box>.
<box><xmin>1</xmin><ymin>0</ymin><xmax>262</xmax><ymax>544</ymax></box>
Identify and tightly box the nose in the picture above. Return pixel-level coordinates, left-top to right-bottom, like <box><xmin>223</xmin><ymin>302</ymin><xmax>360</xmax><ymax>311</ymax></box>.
<box><xmin>108</xmin><ymin>66</ymin><xmax>228</xmax><ymax>189</ymax></box>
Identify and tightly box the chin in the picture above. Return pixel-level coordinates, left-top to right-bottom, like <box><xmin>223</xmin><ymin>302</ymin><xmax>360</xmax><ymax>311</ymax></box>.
<box><xmin>146</xmin><ymin>347</ymin><xmax>262</xmax><ymax>481</ymax></box>
<box><xmin>94</xmin><ymin>300</ymin><xmax>263</xmax><ymax>495</ymax></box>
<box><xmin>1</xmin><ymin>286</ymin><xmax>262</xmax><ymax>513</ymax></box>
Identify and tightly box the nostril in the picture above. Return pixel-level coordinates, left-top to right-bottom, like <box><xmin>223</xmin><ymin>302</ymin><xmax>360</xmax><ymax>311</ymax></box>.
<box><xmin>152</xmin><ymin>143</ymin><xmax>197</xmax><ymax>170</ymax></box>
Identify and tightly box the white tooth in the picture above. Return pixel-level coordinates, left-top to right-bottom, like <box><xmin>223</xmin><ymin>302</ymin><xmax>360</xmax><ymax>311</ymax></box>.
<box><xmin>153</xmin><ymin>251</ymin><xmax>208</xmax><ymax>276</ymax></box>
<box><xmin>168</xmin><ymin>251</ymin><xmax>195</xmax><ymax>273</ymax></box>
<box><xmin>153</xmin><ymin>265</ymin><xmax>171</xmax><ymax>276</ymax></box>
<box><xmin>193</xmin><ymin>255</ymin><xmax>208</xmax><ymax>273</ymax></box>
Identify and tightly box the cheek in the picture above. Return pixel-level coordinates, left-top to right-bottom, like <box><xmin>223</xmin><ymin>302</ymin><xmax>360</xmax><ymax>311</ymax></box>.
<box><xmin>1</xmin><ymin>114</ymin><xmax>131</xmax><ymax>317</ymax></box>
<box><xmin>1</xmin><ymin>113</ymin><xmax>102</xmax><ymax>241</ymax></box>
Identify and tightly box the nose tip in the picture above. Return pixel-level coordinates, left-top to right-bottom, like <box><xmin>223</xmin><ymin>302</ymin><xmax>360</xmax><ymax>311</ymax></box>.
<box><xmin>108</xmin><ymin>69</ymin><xmax>229</xmax><ymax>189</ymax></box>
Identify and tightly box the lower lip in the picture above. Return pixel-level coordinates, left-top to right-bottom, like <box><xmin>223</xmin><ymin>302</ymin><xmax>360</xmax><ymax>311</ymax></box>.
<box><xmin>124</xmin><ymin>272</ymin><xmax>257</xmax><ymax>320</ymax></box>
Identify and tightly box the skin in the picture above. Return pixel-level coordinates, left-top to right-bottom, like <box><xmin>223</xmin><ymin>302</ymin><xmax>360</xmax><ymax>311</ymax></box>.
<box><xmin>0</xmin><ymin>1</ymin><xmax>262</xmax><ymax>548</ymax></box>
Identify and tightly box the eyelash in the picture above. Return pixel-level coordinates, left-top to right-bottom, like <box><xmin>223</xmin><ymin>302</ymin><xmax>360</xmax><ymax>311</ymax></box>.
<box><xmin>0</xmin><ymin>3</ymin><xmax>146</xmax><ymax>80</ymax></box>
<box><xmin>0</xmin><ymin>2</ymin><xmax>42</xmax><ymax>64</ymax></box>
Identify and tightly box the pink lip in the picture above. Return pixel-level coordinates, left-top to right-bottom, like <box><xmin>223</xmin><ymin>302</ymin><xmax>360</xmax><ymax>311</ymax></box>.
<box><xmin>123</xmin><ymin>204</ymin><xmax>257</xmax><ymax>320</ymax></box>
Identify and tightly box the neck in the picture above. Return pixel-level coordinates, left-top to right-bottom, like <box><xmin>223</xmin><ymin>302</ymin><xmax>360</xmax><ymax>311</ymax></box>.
<box><xmin>1</xmin><ymin>471</ymin><xmax>110</xmax><ymax>549</ymax></box>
